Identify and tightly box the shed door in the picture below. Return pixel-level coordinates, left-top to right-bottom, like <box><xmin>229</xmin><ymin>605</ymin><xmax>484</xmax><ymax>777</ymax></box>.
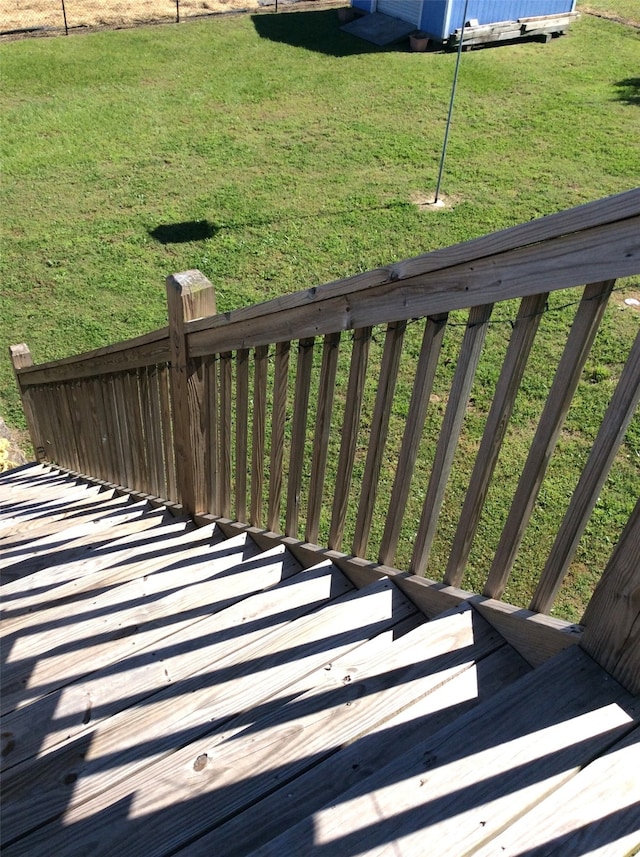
<box><xmin>376</xmin><ymin>0</ymin><xmax>421</xmax><ymax>25</ymax></box>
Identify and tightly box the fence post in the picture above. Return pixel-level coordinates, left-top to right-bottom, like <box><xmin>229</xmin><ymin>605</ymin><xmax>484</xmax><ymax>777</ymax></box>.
<box><xmin>581</xmin><ymin>497</ymin><xmax>640</xmax><ymax>695</ymax></box>
<box><xmin>166</xmin><ymin>270</ymin><xmax>217</xmax><ymax>518</ymax></box>
<box><xmin>9</xmin><ymin>343</ymin><xmax>44</xmax><ymax>462</ymax></box>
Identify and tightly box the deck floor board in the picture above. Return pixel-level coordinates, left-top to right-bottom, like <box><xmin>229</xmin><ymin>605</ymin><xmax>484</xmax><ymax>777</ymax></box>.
<box><xmin>1</xmin><ymin>466</ymin><xmax>636</xmax><ymax>857</ymax></box>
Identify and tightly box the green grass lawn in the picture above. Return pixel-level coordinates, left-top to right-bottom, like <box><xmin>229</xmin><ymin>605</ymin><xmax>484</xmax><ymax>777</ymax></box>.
<box><xmin>1</xmin><ymin>7</ymin><xmax>638</xmax><ymax>617</ymax></box>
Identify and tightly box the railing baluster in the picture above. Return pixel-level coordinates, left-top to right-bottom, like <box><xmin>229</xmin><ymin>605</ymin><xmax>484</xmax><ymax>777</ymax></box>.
<box><xmin>143</xmin><ymin>366</ymin><xmax>165</xmax><ymax>499</ymax></box>
<box><xmin>531</xmin><ymin>329</ymin><xmax>640</xmax><ymax>614</ymax></box>
<box><xmin>444</xmin><ymin>292</ymin><xmax>549</xmax><ymax>587</ymax></box>
<box><xmin>113</xmin><ymin>373</ymin><xmax>135</xmax><ymax>489</ymax></box>
<box><xmin>203</xmin><ymin>354</ymin><xmax>218</xmax><ymax>514</ymax></box>
<box><xmin>35</xmin><ymin>383</ymin><xmax>54</xmax><ymax>464</ymax></box>
<box><xmin>267</xmin><ymin>341</ymin><xmax>291</xmax><ymax>533</ymax></box>
<box><xmin>250</xmin><ymin>345</ymin><xmax>269</xmax><ymax>528</ymax></box>
<box><xmin>329</xmin><ymin>326</ymin><xmax>372</xmax><ymax>552</ymax></box>
<box><xmin>60</xmin><ymin>381</ymin><xmax>81</xmax><ymax>474</ymax></box>
<box><xmin>100</xmin><ymin>376</ymin><xmax>122</xmax><ymax>485</ymax></box>
<box><xmin>378</xmin><ymin>314</ymin><xmax>448</xmax><ymax>566</ymax></box>
<box><xmin>285</xmin><ymin>338</ymin><xmax>315</xmax><ymax>538</ymax></box>
<box><xmin>83</xmin><ymin>378</ymin><xmax>103</xmax><ymax>482</ymax></box>
<box><xmin>352</xmin><ymin>321</ymin><xmax>406</xmax><ymax>558</ymax></box>
<box><xmin>306</xmin><ymin>332</ymin><xmax>341</xmax><ymax>545</ymax></box>
<box><xmin>484</xmin><ymin>280</ymin><xmax>615</xmax><ymax>601</ymax></box>
<box><xmin>125</xmin><ymin>370</ymin><xmax>147</xmax><ymax>492</ymax></box>
<box><xmin>69</xmin><ymin>379</ymin><xmax>90</xmax><ymax>476</ymax></box>
<box><xmin>158</xmin><ymin>364</ymin><xmax>177</xmax><ymax>502</ymax></box>
<box><xmin>411</xmin><ymin>303</ymin><xmax>494</xmax><ymax>574</ymax></box>
<box><xmin>235</xmin><ymin>348</ymin><xmax>250</xmax><ymax>524</ymax></box>
<box><xmin>219</xmin><ymin>352</ymin><xmax>233</xmax><ymax>518</ymax></box>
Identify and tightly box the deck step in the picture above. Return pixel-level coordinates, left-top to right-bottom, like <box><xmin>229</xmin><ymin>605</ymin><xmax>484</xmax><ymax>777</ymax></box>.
<box><xmin>1</xmin><ymin>575</ymin><xmax>417</xmax><ymax>850</ymax></box>
<box><xmin>0</xmin><ymin>465</ymin><xmax>80</xmax><ymax>503</ymax></box>
<box><xmin>0</xmin><ymin>497</ymin><xmax>161</xmax><ymax>583</ymax></box>
<box><xmin>250</xmin><ymin>646</ymin><xmax>639</xmax><ymax>857</ymax></box>
<box><xmin>469</xmin><ymin>722</ymin><xmax>640</xmax><ymax>856</ymax></box>
<box><xmin>2</xmin><ymin>465</ymin><xmax>634</xmax><ymax>857</ymax></box>
<box><xmin>76</xmin><ymin>606</ymin><xmax>528</xmax><ymax>857</ymax></box>
<box><xmin>0</xmin><ymin>491</ymin><xmax>148</xmax><ymax>575</ymax></box>
<box><xmin>0</xmin><ymin>508</ymin><xmax>186</xmax><ymax>614</ymax></box>
<box><xmin>0</xmin><ymin>481</ymin><xmax>104</xmax><ymax>535</ymax></box>
<box><xmin>1</xmin><ymin>527</ymin><xmax>266</xmax><ymax>714</ymax></box>
<box><xmin>0</xmin><ymin>554</ymin><xmax>348</xmax><ymax>776</ymax></box>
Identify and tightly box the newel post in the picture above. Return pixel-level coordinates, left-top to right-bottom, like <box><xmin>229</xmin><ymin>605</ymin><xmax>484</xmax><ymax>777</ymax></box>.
<box><xmin>166</xmin><ymin>270</ymin><xmax>217</xmax><ymax>518</ymax></box>
<box><xmin>581</xmin><ymin>497</ymin><xmax>640</xmax><ymax>695</ymax></box>
<box><xmin>9</xmin><ymin>343</ymin><xmax>44</xmax><ymax>461</ymax></box>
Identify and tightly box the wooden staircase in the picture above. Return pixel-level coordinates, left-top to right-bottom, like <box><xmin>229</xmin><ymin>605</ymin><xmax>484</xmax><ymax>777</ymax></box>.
<box><xmin>2</xmin><ymin>463</ymin><xmax>638</xmax><ymax>857</ymax></box>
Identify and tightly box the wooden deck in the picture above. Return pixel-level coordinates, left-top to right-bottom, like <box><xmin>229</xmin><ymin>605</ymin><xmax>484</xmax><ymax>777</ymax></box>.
<box><xmin>1</xmin><ymin>464</ymin><xmax>639</xmax><ymax>857</ymax></box>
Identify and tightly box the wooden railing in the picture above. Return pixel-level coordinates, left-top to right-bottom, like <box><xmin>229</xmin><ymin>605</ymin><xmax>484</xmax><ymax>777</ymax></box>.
<box><xmin>10</xmin><ymin>189</ymin><xmax>640</xmax><ymax>689</ymax></box>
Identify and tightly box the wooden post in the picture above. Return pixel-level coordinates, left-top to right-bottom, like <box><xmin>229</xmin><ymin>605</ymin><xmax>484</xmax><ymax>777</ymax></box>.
<box><xmin>581</xmin><ymin>497</ymin><xmax>640</xmax><ymax>695</ymax></box>
<box><xmin>9</xmin><ymin>343</ymin><xmax>44</xmax><ymax>461</ymax></box>
<box><xmin>166</xmin><ymin>270</ymin><xmax>217</xmax><ymax>517</ymax></box>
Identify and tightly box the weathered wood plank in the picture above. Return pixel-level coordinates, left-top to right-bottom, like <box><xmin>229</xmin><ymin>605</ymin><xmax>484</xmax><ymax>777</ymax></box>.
<box><xmin>469</xmin><ymin>724</ymin><xmax>640</xmax><ymax>856</ymax></box>
<box><xmin>306</xmin><ymin>332</ymin><xmax>341</xmax><ymax>545</ymax></box>
<box><xmin>235</xmin><ymin>348</ymin><xmax>250</xmax><ymax>523</ymax></box>
<box><xmin>445</xmin><ymin>292</ymin><xmax>548</xmax><ymax>587</ymax></box>
<box><xmin>219</xmin><ymin>351</ymin><xmax>233</xmax><ymax>518</ymax></box>
<box><xmin>21</xmin><ymin>608</ymin><xmax>525</xmax><ymax>857</ymax></box>
<box><xmin>484</xmin><ymin>280</ymin><xmax>615</xmax><ymax>600</ymax></box>
<box><xmin>328</xmin><ymin>327</ymin><xmax>372</xmax><ymax>551</ymax></box>
<box><xmin>531</xmin><ymin>329</ymin><xmax>640</xmax><ymax>614</ymax></box>
<box><xmin>250</xmin><ymin>345</ymin><xmax>269</xmax><ymax>528</ymax></box>
<box><xmin>16</xmin><ymin>328</ymin><xmax>171</xmax><ymax>386</ymax></box>
<box><xmin>252</xmin><ymin>647</ymin><xmax>639</xmax><ymax>857</ymax></box>
<box><xmin>285</xmin><ymin>338</ymin><xmax>315</xmax><ymax>538</ymax></box>
<box><xmin>161</xmin><ymin>515</ymin><xmax>587</xmax><ymax>667</ymax></box>
<box><xmin>182</xmin><ymin>191</ymin><xmax>639</xmax><ymax>346</ymax></box>
<box><xmin>0</xmin><ymin>525</ymin><xmax>250</xmax><ymax>714</ymax></box>
<box><xmin>180</xmin><ymin>643</ymin><xmax>530</xmax><ymax>857</ymax></box>
<box><xmin>352</xmin><ymin>321</ymin><xmax>406</xmax><ymax>558</ymax></box>
<box><xmin>581</xmin><ymin>496</ymin><xmax>640</xmax><ymax>695</ymax></box>
<box><xmin>2</xmin><ymin>578</ymin><xmax>414</xmax><ymax>852</ymax></box>
<box><xmin>158</xmin><ymin>363</ymin><xmax>177</xmax><ymax>502</ymax></box>
<box><xmin>378</xmin><ymin>314</ymin><xmax>448</xmax><ymax>566</ymax></box>
<box><xmin>267</xmin><ymin>341</ymin><xmax>291</xmax><ymax>533</ymax></box>
<box><xmin>0</xmin><ymin>481</ymin><xmax>99</xmax><ymax>533</ymax></box>
<box><xmin>185</xmin><ymin>216</ymin><xmax>639</xmax><ymax>357</ymax></box>
<box><xmin>0</xmin><ymin>545</ymin><xmax>311</xmax><ymax>782</ymax></box>
<box><xmin>0</xmin><ymin>488</ymin><xmax>122</xmax><ymax>555</ymax></box>
<box><xmin>411</xmin><ymin>303</ymin><xmax>493</xmax><ymax>574</ymax></box>
<box><xmin>0</xmin><ymin>510</ymin><xmax>180</xmax><ymax>622</ymax></box>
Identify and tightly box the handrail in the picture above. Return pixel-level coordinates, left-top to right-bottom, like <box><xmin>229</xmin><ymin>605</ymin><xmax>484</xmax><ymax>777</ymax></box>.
<box><xmin>10</xmin><ymin>190</ymin><xmax>640</xmax><ymax>690</ymax></box>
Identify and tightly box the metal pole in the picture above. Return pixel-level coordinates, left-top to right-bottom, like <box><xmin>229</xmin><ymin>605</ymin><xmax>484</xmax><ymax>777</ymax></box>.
<box><xmin>434</xmin><ymin>0</ymin><xmax>469</xmax><ymax>204</ymax></box>
<box><xmin>61</xmin><ymin>0</ymin><xmax>69</xmax><ymax>35</ymax></box>
<box><xmin>176</xmin><ymin>0</ymin><xmax>180</xmax><ymax>23</ymax></box>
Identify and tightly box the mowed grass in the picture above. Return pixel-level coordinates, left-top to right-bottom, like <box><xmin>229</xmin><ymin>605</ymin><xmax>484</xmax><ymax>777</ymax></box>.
<box><xmin>1</xmin><ymin>8</ymin><xmax>638</xmax><ymax>618</ymax></box>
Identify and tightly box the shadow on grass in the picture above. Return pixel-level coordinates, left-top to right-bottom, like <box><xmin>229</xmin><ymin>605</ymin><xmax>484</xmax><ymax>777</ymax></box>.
<box><xmin>251</xmin><ymin>8</ymin><xmax>391</xmax><ymax>57</ymax></box>
<box><xmin>614</xmin><ymin>77</ymin><xmax>640</xmax><ymax>106</ymax></box>
<box><xmin>149</xmin><ymin>220</ymin><xmax>218</xmax><ymax>244</ymax></box>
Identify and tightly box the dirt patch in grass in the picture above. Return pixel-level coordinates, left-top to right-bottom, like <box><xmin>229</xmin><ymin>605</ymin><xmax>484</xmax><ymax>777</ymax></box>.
<box><xmin>0</xmin><ymin>418</ymin><xmax>29</xmax><ymax>471</ymax></box>
<box><xmin>0</xmin><ymin>0</ymin><xmax>303</xmax><ymax>34</ymax></box>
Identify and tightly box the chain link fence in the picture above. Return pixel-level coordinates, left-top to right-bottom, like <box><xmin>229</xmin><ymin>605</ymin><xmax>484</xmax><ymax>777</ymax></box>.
<box><xmin>1</xmin><ymin>0</ymin><xmax>339</xmax><ymax>37</ymax></box>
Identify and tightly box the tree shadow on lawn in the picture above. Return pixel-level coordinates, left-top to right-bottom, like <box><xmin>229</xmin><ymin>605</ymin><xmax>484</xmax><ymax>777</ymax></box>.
<box><xmin>614</xmin><ymin>77</ymin><xmax>640</xmax><ymax>106</ymax></box>
<box><xmin>149</xmin><ymin>220</ymin><xmax>217</xmax><ymax>244</ymax></box>
<box><xmin>251</xmin><ymin>8</ymin><xmax>397</xmax><ymax>57</ymax></box>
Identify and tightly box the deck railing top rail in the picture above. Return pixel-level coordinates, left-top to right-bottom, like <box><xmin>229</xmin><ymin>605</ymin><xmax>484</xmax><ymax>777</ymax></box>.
<box><xmin>10</xmin><ymin>189</ymin><xmax>640</xmax><ymax>693</ymax></box>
